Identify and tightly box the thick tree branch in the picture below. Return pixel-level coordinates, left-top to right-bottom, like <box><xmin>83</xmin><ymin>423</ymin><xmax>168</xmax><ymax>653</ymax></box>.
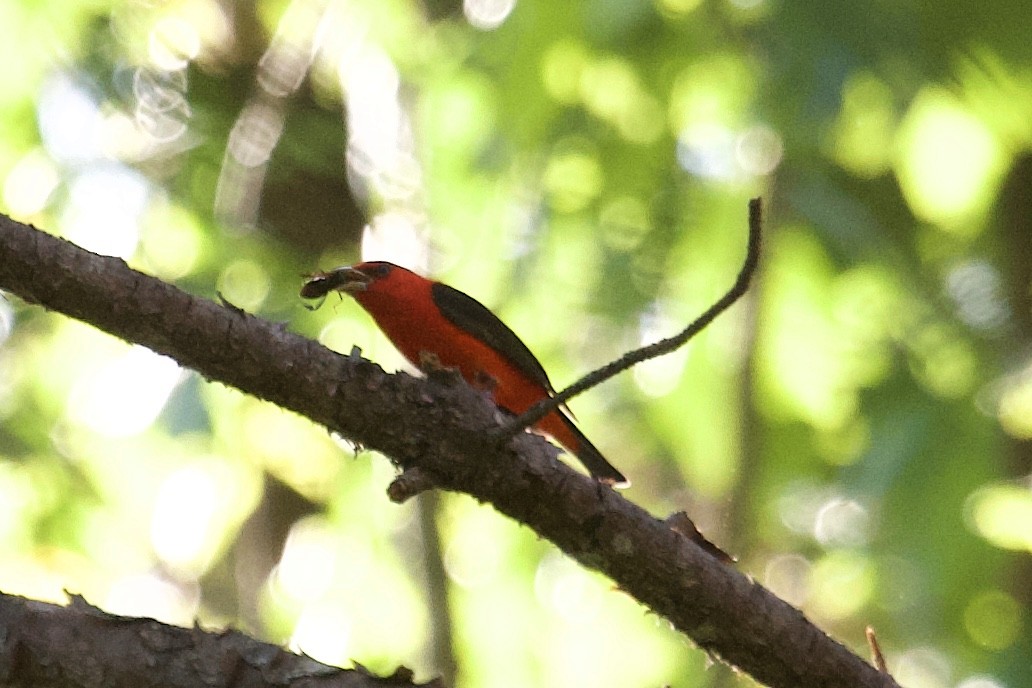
<box><xmin>0</xmin><ymin>591</ymin><xmax>435</xmax><ymax>687</ymax></box>
<box><xmin>0</xmin><ymin>214</ymin><xmax>899</xmax><ymax>688</ymax></box>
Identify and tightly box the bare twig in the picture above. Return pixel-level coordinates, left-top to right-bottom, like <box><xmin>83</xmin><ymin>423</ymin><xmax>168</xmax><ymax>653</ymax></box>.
<box><xmin>495</xmin><ymin>197</ymin><xmax>764</xmax><ymax>439</ymax></box>
<box><xmin>866</xmin><ymin>626</ymin><xmax>889</xmax><ymax>673</ymax></box>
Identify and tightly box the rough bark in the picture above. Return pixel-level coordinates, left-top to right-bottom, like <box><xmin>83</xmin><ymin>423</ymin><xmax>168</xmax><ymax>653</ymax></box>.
<box><xmin>0</xmin><ymin>592</ymin><xmax>436</xmax><ymax>688</ymax></box>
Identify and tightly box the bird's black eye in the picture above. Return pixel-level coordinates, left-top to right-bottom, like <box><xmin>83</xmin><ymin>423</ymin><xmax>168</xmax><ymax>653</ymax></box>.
<box><xmin>369</xmin><ymin>263</ymin><xmax>392</xmax><ymax>278</ymax></box>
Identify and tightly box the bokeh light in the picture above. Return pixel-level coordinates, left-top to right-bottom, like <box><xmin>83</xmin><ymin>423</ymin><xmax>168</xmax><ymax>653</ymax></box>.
<box><xmin>464</xmin><ymin>0</ymin><xmax>516</xmax><ymax>30</ymax></box>
<box><xmin>892</xmin><ymin>646</ymin><xmax>951</xmax><ymax>688</ymax></box>
<box><xmin>67</xmin><ymin>345</ymin><xmax>183</xmax><ymax>438</ymax></box>
<box><xmin>2</xmin><ymin>150</ymin><xmax>60</xmax><ymax>218</ymax></box>
<box><xmin>965</xmin><ymin>483</ymin><xmax>1032</xmax><ymax>552</ymax></box>
<box><xmin>896</xmin><ymin>89</ymin><xmax>1007</xmax><ymax>230</ymax></box>
<box><xmin>963</xmin><ymin>589</ymin><xmax>1022</xmax><ymax>650</ymax></box>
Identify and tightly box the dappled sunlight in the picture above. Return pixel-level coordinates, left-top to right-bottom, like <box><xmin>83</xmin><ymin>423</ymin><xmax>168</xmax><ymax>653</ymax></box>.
<box><xmin>830</xmin><ymin>265</ymin><xmax>899</xmax><ymax>386</ymax></box>
<box><xmin>965</xmin><ymin>483</ymin><xmax>1032</xmax><ymax>552</ymax></box>
<box><xmin>907</xmin><ymin>322</ymin><xmax>978</xmax><ymax>399</ymax></box>
<box><xmin>964</xmin><ymin>589</ymin><xmax>1022</xmax><ymax>651</ymax></box>
<box><xmin>67</xmin><ymin>345</ymin><xmax>183</xmax><ymax>438</ymax></box>
<box><xmin>669</xmin><ymin>53</ymin><xmax>756</xmax><ymax>125</ymax></box>
<box><xmin>533</xmin><ymin>553</ymin><xmax>604</xmax><ymax>624</ymax></box>
<box><xmin>541</xmin><ymin>44</ymin><xmax>665</xmax><ymax>144</ymax></box>
<box><xmin>217</xmin><ymin>101</ymin><xmax>285</xmax><ymax>226</ymax></box>
<box><xmin>2</xmin><ymin>150</ymin><xmax>60</xmax><ymax>219</ymax></box>
<box><xmin>63</xmin><ymin>165</ymin><xmax>151</xmax><ymax>259</ymax></box>
<box><xmin>892</xmin><ymin>646</ymin><xmax>951</xmax><ymax>688</ymax></box>
<box><xmin>763</xmin><ymin>553</ymin><xmax>812</xmax><ymax>607</ymax></box>
<box><xmin>955</xmin><ymin>49</ymin><xmax>1032</xmax><ymax>145</ymax></box>
<box><xmin>757</xmin><ymin>229</ymin><xmax>864</xmax><ymax>430</ymax></box>
<box><xmin>138</xmin><ymin>204</ymin><xmax>205</xmax><ymax>279</ymax></box>
<box><xmin>37</xmin><ymin>74</ymin><xmax>106</xmax><ymax>164</ymax></box>
<box><xmin>581</xmin><ymin>57</ymin><xmax>664</xmax><ymax>145</ymax></box>
<box><xmin>541</xmin><ymin>40</ymin><xmax>591</xmax><ymax>105</ymax></box>
<box><xmin>227</xmin><ymin>102</ymin><xmax>285</xmax><ymax>170</ymax></box>
<box><xmin>317</xmin><ymin>313</ymin><xmax>397</xmax><ymax>359</ymax></box>
<box><xmin>945</xmin><ymin>260</ymin><xmax>1008</xmax><ymax>333</ymax></box>
<box><xmin>131</xmin><ymin>67</ymin><xmax>191</xmax><ymax>144</ymax></box>
<box><xmin>728</xmin><ymin>0</ymin><xmax>765</xmax><ymax>9</ymax></box>
<box><xmin>444</xmin><ymin>515</ymin><xmax>505</xmax><ymax>589</ymax></box>
<box><xmin>633</xmin><ymin>304</ymin><xmax>691</xmax><ymax>398</ymax></box>
<box><xmin>418</xmin><ymin>72</ymin><xmax>498</xmax><ymax>161</ymax></box>
<box><xmin>657</xmin><ymin>0</ymin><xmax>705</xmax><ymax>16</ymax></box>
<box><xmin>105</xmin><ymin>571</ymin><xmax>199</xmax><ymax>627</ymax></box>
<box><xmin>275</xmin><ymin>518</ymin><xmax>345</xmax><ymax>603</ymax></box>
<box><xmin>437</xmin><ymin>497</ymin><xmax>701</xmax><ymax>686</ymax></box>
<box><xmin>271</xmin><ymin>520</ymin><xmax>426</xmax><ymax>669</ymax></box>
<box><xmin>151</xmin><ymin>460</ymin><xmax>257</xmax><ymax>578</ymax></box>
<box><xmin>813</xmin><ymin>497</ymin><xmax>870</xmax><ymax>548</ymax></box>
<box><xmin>775</xmin><ymin>481</ymin><xmax>875</xmax><ymax>549</ymax></box>
<box><xmin>535</xmin><ymin>551</ymin><xmax>688</xmax><ymax>687</ymax></box>
<box><xmin>736</xmin><ymin>123</ymin><xmax>784</xmax><ymax>176</ymax></box>
<box><xmin>33</xmin><ymin>70</ymin><xmax>156</xmax><ymax>257</ymax></box>
<box><xmin>464</xmin><ymin>0</ymin><xmax>517</xmax><ymax>31</ymax></box>
<box><xmin>148</xmin><ymin>16</ymin><xmax>202</xmax><ymax>72</ymax></box>
<box><xmin>676</xmin><ymin>119</ymin><xmax>782</xmax><ymax>179</ymax></box>
<box><xmin>360</xmin><ymin>211</ymin><xmax>429</xmax><ymax>271</ymax></box>
<box><xmin>896</xmin><ymin>89</ymin><xmax>1007</xmax><ymax>231</ymax></box>
<box><xmin>0</xmin><ymin>462</ymin><xmax>39</xmax><ymax>551</ymax></box>
<box><xmin>240</xmin><ymin>405</ymin><xmax>343</xmax><ymax>501</ymax></box>
<box><xmin>290</xmin><ymin>606</ymin><xmax>355</xmax><ymax>666</ymax></box>
<box><xmin>216</xmin><ymin>259</ymin><xmax>272</xmax><ymax>312</ymax></box>
<box><xmin>778</xmin><ymin>480</ymin><xmax>839</xmax><ymax>536</ymax></box>
<box><xmin>542</xmin><ymin>141</ymin><xmax>604</xmax><ymax>212</ymax></box>
<box><xmin>676</xmin><ymin>123</ymin><xmax>739</xmax><ymax>180</ymax></box>
<box><xmin>809</xmin><ymin>550</ymin><xmax>875</xmax><ymax>621</ymax></box>
<box><xmin>829</xmin><ymin>72</ymin><xmax>897</xmax><ymax>177</ymax></box>
<box><xmin>957</xmin><ymin>678</ymin><xmax>1008</xmax><ymax>688</ymax></box>
<box><xmin>0</xmin><ymin>553</ymin><xmax>91</xmax><ymax>607</ymax></box>
<box><xmin>336</xmin><ymin>29</ymin><xmax>422</xmax><ymax>205</ymax></box>
<box><xmin>995</xmin><ymin>363</ymin><xmax>1032</xmax><ymax>439</ymax></box>
<box><xmin>0</xmin><ymin>300</ymin><xmax>11</xmax><ymax>349</ymax></box>
<box><xmin>598</xmin><ymin>195</ymin><xmax>650</xmax><ymax>251</ymax></box>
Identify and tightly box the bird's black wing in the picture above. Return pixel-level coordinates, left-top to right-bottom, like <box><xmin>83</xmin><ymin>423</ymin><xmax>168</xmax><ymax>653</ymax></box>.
<box><xmin>431</xmin><ymin>281</ymin><xmax>555</xmax><ymax>393</ymax></box>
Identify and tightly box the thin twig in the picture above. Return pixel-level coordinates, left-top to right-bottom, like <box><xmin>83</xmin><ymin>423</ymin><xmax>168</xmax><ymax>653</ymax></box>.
<box><xmin>495</xmin><ymin>196</ymin><xmax>764</xmax><ymax>439</ymax></box>
<box><xmin>866</xmin><ymin>626</ymin><xmax>889</xmax><ymax>673</ymax></box>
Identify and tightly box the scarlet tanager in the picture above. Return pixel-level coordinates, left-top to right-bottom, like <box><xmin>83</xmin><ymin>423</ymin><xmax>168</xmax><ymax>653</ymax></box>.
<box><xmin>301</xmin><ymin>261</ymin><xmax>628</xmax><ymax>487</ymax></box>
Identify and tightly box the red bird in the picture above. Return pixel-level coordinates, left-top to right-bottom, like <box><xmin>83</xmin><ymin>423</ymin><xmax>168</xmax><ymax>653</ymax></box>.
<box><xmin>302</xmin><ymin>261</ymin><xmax>628</xmax><ymax>487</ymax></box>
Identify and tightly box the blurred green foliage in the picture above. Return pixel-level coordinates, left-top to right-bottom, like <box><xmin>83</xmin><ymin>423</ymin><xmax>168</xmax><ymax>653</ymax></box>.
<box><xmin>1</xmin><ymin>1</ymin><xmax>1030</xmax><ymax>686</ymax></box>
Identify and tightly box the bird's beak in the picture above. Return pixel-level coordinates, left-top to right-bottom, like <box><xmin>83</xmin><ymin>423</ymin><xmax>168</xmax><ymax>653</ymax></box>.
<box><xmin>300</xmin><ymin>265</ymin><xmax>373</xmax><ymax>299</ymax></box>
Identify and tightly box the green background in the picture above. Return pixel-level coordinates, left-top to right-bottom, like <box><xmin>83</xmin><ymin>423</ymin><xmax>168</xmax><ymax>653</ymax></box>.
<box><xmin>0</xmin><ymin>0</ymin><xmax>1030</xmax><ymax>686</ymax></box>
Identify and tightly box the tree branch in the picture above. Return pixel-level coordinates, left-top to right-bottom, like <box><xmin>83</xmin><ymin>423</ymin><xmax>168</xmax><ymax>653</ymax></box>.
<box><xmin>0</xmin><ymin>213</ymin><xmax>899</xmax><ymax>688</ymax></box>
<box><xmin>0</xmin><ymin>591</ymin><xmax>436</xmax><ymax>687</ymax></box>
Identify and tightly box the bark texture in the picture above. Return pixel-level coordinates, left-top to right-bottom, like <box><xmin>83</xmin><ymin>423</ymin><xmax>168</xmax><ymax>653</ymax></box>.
<box><xmin>0</xmin><ymin>592</ymin><xmax>436</xmax><ymax>688</ymax></box>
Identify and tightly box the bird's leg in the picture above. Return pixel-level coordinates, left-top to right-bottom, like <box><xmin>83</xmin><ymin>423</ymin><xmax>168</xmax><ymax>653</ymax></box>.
<box><xmin>418</xmin><ymin>350</ymin><xmax>446</xmax><ymax>370</ymax></box>
<box><xmin>418</xmin><ymin>350</ymin><xmax>467</xmax><ymax>387</ymax></box>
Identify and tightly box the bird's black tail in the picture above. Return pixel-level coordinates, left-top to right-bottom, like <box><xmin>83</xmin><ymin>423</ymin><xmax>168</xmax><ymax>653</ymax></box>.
<box><xmin>559</xmin><ymin>412</ymin><xmax>629</xmax><ymax>488</ymax></box>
